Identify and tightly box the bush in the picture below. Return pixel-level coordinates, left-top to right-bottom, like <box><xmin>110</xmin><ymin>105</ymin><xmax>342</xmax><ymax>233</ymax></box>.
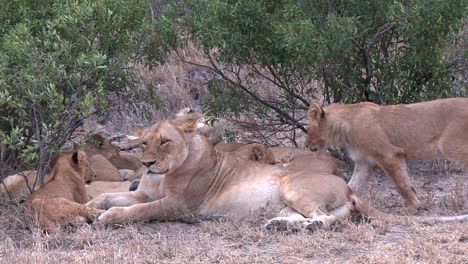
<box><xmin>151</xmin><ymin>0</ymin><xmax>466</xmax><ymax>145</ymax></box>
<box><xmin>0</xmin><ymin>0</ymin><xmax>160</xmax><ymax>185</ymax></box>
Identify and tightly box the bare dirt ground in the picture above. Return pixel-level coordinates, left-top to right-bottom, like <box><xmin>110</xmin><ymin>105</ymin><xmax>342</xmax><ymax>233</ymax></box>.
<box><xmin>0</xmin><ymin>161</ymin><xmax>466</xmax><ymax>264</ymax></box>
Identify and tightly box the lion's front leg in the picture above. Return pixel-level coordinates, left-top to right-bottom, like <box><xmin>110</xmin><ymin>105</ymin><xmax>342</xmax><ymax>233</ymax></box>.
<box><xmin>97</xmin><ymin>196</ymin><xmax>187</xmax><ymax>225</ymax></box>
<box><xmin>86</xmin><ymin>191</ymin><xmax>149</xmax><ymax>210</ymax></box>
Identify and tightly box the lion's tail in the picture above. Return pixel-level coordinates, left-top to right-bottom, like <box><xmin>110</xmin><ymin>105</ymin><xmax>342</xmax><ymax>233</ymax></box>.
<box><xmin>350</xmin><ymin>193</ymin><xmax>468</xmax><ymax>224</ymax></box>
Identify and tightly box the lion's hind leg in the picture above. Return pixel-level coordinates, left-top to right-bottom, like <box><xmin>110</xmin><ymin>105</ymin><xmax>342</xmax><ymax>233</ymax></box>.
<box><xmin>302</xmin><ymin>202</ymin><xmax>354</xmax><ymax>232</ymax></box>
<box><xmin>439</xmin><ymin>119</ymin><xmax>468</xmax><ymax>170</ymax></box>
<box><xmin>278</xmin><ymin>173</ymin><xmax>354</xmax><ymax>232</ymax></box>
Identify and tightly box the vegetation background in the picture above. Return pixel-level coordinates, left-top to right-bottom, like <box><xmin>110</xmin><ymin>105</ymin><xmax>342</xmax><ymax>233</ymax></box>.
<box><xmin>1</xmin><ymin>0</ymin><xmax>466</xmax><ymax>184</ymax></box>
<box><xmin>1</xmin><ymin>0</ymin><xmax>466</xmax><ymax>182</ymax></box>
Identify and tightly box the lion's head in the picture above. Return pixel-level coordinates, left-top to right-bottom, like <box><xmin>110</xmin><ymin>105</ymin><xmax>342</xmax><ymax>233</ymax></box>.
<box><xmin>140</xmin><ymin>117</ymin><xmax>201</xmax><ymax>175</ymax></box>
<box><xmin>49</xmin><ymin>150</ymin><xmax>93</xmax><ymax>183</ymax></box>
<box><xmin>306</xmin><ymin>103</ymin><xmax>327</xmax><ymax>152</ymax></box>
<box><xmin>236</xmin><ymin>143</ymin><xmax>276</xmax><ymax>165</ymax></box>
<box><xmin>84</xmin><ymin>134</ymin><xmax>119</xmax><ymax>160</ymax></box>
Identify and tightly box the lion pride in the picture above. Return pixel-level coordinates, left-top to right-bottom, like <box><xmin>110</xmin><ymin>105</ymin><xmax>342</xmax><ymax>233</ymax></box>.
<box><xmin>306</xmin><ymin>98</ymin><xmax>468</xmax><ymax>213</ymax></box>
<box><xmin>25</xmin><ymin>150</ymin><xmax>103</xmax><ymax>232</ymax></box>
<box><xmin>87</xmin><ymin>115</ymin><xmax>467</xmax><ymax>230</ymax></box>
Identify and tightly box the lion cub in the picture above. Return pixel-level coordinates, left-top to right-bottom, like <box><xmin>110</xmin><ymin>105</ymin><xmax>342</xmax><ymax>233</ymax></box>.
<box><xmin>306</xmin><ymin>98</ymin><xmax>468</xmax><ymax>213</ymax></box>
<box><xmin>25</xmin><ymin>150</ymin><xmax>103</xmax><ymax>232</ymax></box>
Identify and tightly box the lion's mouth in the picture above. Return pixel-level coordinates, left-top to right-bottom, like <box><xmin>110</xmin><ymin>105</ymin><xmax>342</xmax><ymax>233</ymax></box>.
<box><xmin>148</xmin><ymin>167</ymin><xmax>169</xmax><ymax>174</ymax></box>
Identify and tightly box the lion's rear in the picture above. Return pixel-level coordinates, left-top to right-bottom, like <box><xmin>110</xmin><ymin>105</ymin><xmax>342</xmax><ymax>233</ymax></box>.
<box><xmin>378</xmin><ymin>98</ymin><xmax>468</xmax><ymax>160</ymax></box>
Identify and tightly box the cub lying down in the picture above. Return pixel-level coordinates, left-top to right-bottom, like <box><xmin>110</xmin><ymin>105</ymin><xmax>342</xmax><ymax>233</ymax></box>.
<box><xmin>87</xmin><ymin>117</ymin><xmax>468</xmax><ymax>231</ymax></box>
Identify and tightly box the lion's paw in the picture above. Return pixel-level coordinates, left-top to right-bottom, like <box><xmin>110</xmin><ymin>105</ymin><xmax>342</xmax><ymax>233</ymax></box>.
<box><xmin>97</xmin><ymin>207</ymin><xmax>128</xmax><ymax>225</ymax></box>
<box><xmin>264</xmin><ymin>217</ymin><xmax>301</xmax><ymax>232</ymax></box>
<box><xmin>264</xmin><ymin>219</ymin><xmax>289</xmax><ymax>231</ymax></box>
<box><xmin>304</xmin><ymin>220</ymin><xmax>324</xmax><ymax>233</ymax></box>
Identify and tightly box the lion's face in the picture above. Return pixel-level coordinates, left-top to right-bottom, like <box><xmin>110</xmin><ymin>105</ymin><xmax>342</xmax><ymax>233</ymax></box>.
<box><xmin>85</xmin><ymin>134</ymin><xmax>119</xmax><ymax>160</ymax></box>
<box><xmin>306</xmin><ymin>103</ymin><xmax>327</xmax><ymax>152</ymax></box>
<box><xmin>248</xmin><ymin>144</ymin><xmax>276</xmax><ymax>165</ymax></box>
<box><xmin>140</xmin><ymin>119</ymin><xmax>198</xmax><ymax>175</ymax></box>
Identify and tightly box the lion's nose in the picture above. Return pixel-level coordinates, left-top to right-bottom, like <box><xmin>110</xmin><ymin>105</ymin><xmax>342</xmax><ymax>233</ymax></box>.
<box><xmin>142</xmin><ymin>160</ymin><xmax>155</xmax><ymax>167</ymax></box>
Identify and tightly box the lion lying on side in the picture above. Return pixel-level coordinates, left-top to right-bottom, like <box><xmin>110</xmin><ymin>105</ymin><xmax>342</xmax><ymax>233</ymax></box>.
<box><xmin>306</xmin><ymin>98</ymin><xmax>468</xmax><ymax>213</ymax></box>
<box><xmin>25</xmin><ymin>150</ymin><xmax>103</xmax><ymax>232</ymax></box>
<box><xmin>87</xmin><ymin>116</ymin><xmax>467</xmax><ymax>230</ymax></box>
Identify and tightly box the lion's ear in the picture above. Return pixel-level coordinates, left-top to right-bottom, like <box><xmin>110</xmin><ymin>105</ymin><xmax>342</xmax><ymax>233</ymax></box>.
<box><xmin>135</xmin><ymin>126</ymin><xmax>148</xmax><ymax>137</ymax></box>
<box><xmin>172</xmin><ymin>118</ymin><xmax>199</xmax><ymax>132</ymax></box>
<box><xmin>172</xmin><ymin>113</ymin><xmax>204</xmax><ymax>132</ymax></box>
<box><xmin>308</xmin><ymin>103</ymin><xmax>324</xmax><ymax>120</ymax></box>
<box><xmin>72</xmin><ymin>151</ymin><xmax>79</xmax><ymax>165</ymax></box>
<box><xmin>175</xmin><ymin>107</ymin><xmax>192</xmax><ymax>117</ymax></box>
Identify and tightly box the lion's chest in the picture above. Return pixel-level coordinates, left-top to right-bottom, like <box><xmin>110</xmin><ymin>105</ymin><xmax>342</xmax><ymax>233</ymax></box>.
<box><xmin>197</xmin><ymin>174</ymin><xmax>283</xmax><ymax>218</ymax></box>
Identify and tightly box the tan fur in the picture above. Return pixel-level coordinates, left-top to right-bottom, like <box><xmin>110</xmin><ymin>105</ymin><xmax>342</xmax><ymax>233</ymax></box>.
<box><xmin>216</xmin><ymin>143</ymin><xmax>276</xmax><ymax>164</ymax></box>
<box><xmin>87</xmin><ymin>116</ymin><xmax>467</xmax><ymax>230</ymax></box>
<box><xmin>86</xmin><ymin>181</ymin><xmax>132</xmax><ymax>200</ymax></box>
<box><xmin>269</xmin><ymin>147</ymin><xmax>343</xmax><ymax>178</ymax></box>
<box><xmin>214</xmin><ymin>142</ymin><xmax>248</xmax><ymax>152</ymax></box>
<box><xmin>84</xmin><ymin>134</ymin><xmax>119</xmax><ymax>160</ymax></box>
<box><xmin>306</xmin><ymin>98</ymin><xmax>468</xmax><ymax>212</ymax></box>
<box><xmin>1</xmin><ymin>171</ymin><xmax>40</xmax><ymax>201</ymax></box>
<box><xmin>118</xmin><ymin>167</ymin><xmax>145</xmax><ymax>181</ymax></box>
<box><xmin>108</xmin><ymin>153</ymin><xmax>142</xmax><ymax>171</ymax></box>
<box><xmin>1</xmin><ymin>134</ymin><xmax>141</xmax><ymax>200</ymax></box>
<box><xmin>89</xmin><ymin>155</ymin><xmax>122</xmax><ymax>182</ymax></box>
<box><xmin>84</xmin><ymin>133</ymin><xmax>142</xmax><ymax>181</ymax></box>
<box><xmin>24</xmin><ymin>151</ymin><xmax>103</xmax><ymax>232</ymax></box>
<box><xmin>216</xmin><ymin>144</ymin><xmax>343</xmax><ymax>177</ymax></box>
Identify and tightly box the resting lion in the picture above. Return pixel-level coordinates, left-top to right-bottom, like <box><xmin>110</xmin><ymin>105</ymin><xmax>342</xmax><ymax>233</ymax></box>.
<box><xmin>87</xmin><ymin>116</ymin><xmax>467</xmax><ymax>230</ymax></box>
<box><xmin>0</xmin><ymin>171</ymin><xmax>44</xmax><ymax>201</ymax></box>
<box><xmin>269</xmin><ymin>147</ymin><xmax>343</xmax><ymax>179</ymax></box>
<box><xmin>85</xmin><ymin>134</ymin><xmax>142</xmax><ymax>181</ymax></box>
<box><xmin>306</xmin><ymin>98</ymin><xmax>468</xmax><ymax>213</ymax></box>
<box><xmin>25</xmin><ymin>150</ymin><xmax>103</xmax><ymax>232</ymax></box>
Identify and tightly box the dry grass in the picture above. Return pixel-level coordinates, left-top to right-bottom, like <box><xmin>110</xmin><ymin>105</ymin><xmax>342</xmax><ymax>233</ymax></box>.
<box><xmin>1</xmin><ymin>162</ymin><xmax>467</xmax><ymax>264</ymax></box>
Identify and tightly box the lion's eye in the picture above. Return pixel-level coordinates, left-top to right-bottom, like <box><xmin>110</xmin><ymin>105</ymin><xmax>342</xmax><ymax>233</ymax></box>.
<box><xmin>161</xmin><ymin>139</ymin><xmax>170</xmax><ymax>145</ymax></box>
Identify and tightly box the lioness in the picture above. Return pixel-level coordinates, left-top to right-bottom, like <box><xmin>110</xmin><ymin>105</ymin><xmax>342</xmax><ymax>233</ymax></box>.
<box><xmin>25</xmin><ymin>150</ymin><xmax>103</xmax><ymax>232</ymax></box>
<box><xmin>87</xmin><ymin>116</ymin><xmax>467</xmax><ymax>229</ymax></box>
<box><xmin>306</xmin><ymin>98</ymin><xmax>468</xmax><ymax>212</ymax></box>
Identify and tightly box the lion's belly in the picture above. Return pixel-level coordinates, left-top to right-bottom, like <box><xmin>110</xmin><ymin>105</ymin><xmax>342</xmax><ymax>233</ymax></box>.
<box><xmin>197</xmin><ymin>175</ymin><xmax>284</xmax><ymax>218</ymax></box>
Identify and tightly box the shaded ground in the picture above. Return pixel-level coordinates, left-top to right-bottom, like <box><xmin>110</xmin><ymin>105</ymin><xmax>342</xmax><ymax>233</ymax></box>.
<box><xmin>0</xmin><ymin>161</ymin><xmax>467</xmax><ymax>264</ymax></box>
